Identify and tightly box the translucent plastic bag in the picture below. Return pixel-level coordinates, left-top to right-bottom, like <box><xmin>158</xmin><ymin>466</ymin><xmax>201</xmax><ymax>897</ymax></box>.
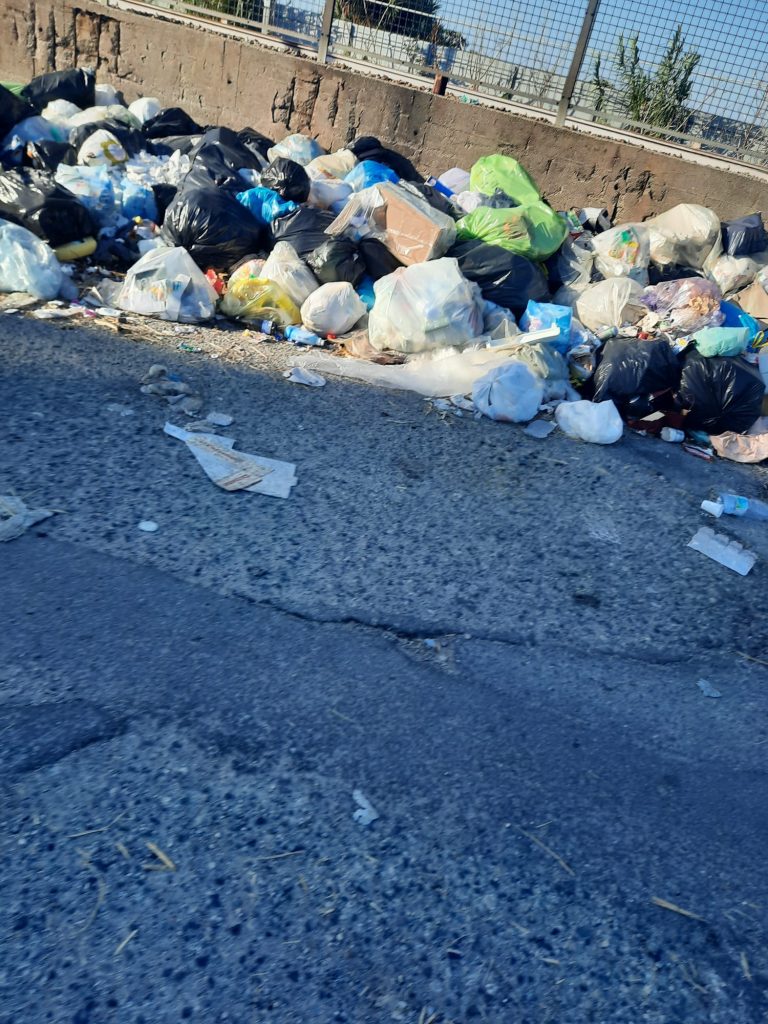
<box><xmin>640</xmin><ymin>278</ymin><xmax>723</xmax><ymax>336</ymax></box>
<box><xmin>128</xmin><ymin>97</ymin><xmax>161</xmax><ymax>124</ymax></box>
<box><xmin>328</xmin><ymin>182</ymin><xmax>456</xmax><ymax>265</ymax></box>
<box><xmin>555</xmin><ymin>400</ymin><xmax>623</xmax><ymax>444</ymax></box>
<box><xmin>301</xmin><ymin>282</ymin><xmax>366</xmax><ymax>335</ymax></box>
<box><xmin>267</xmin><ymin>134</ymin><xmax>324</xmax><ymax>166</ymax></box>
<box><xmin>552</xmin><ymin>235</ymin><xmax>594</xmax><ymax>287</ymax></box>
<box><xmin>41</xmin><ymin>99</ymin><xmax>82</xmax><ymax>125</ymax></box>
<box><xmin>54</xmin><ymin>164</ymin><xmax>116</xmax><ymax>225</ymax></box>
<box><xmin>693</xmin><ymin>327</ymin><xmax>750</xmax><ymax>358</ymax></box>
<box><xmin>308</xmin><ymin>177</ymin><xmax>352</xmax><ymax>210</ymax></box>
<box><xmin>645</xmin><ymin>204</ymin><xmax>722</xmax><ymax>271</ymax></box>
<box><xmin>709</xmin><ymin>252</ymin><xmax>767</xmax><ymax>295</ymax></box>
<box><xmin>2</xmin><ymin>115</ymin><xmax>62</xmax><ymax>150</ymax></box>
<box><xmin>368</xmin><ymin>257</ymin><xmax>484</xmax><ymax>354</ymax></box>
<box><xmin>306</xmin><ymin>149</ymin><xmax>357</xmax><ymax>180</ymax></box>
<box><xmin>469</xmin><ymin>155</ymin><xmax>540</xmax><ymax>205</ymax></box>
<box><xmin>220</xmin><ymin>262</ymin><xmax>301</xmax><ymax>325</ymax></box>
<box><xmin>94</xmin><ymin>83</ymin><xmax>121</xmax><ymax>107</ymax></box>
<box><xmin>116</xmin><ymin>246</ymin><xmax>217</xmax><ymax>322</ymax></box>
<box><xmin>562</xmin><ymin>278</ymin><xmax>645</xmax><ymax>332</ymax></box>
<box><xmin>345</xmin><ymin>160</ymin><xmax>399</xmax><ymax>191</ymax></box>
<box><xmin>0</xmin><ymin>219</ymin><xmax>63</xmax><ymax>299</ymax></box>
<box><xmin>473</xmin><ymin>361</ymin><xmax>544</xmax><ymax>422</ymax></box>
<box><xmin>592</xmin><ymin>224</ymin><xmax>650</xmax><ymax>283</ymax></box>
<box><xmin>519</xmin><ymin>301</ymin><xmax>572</xmax><ymax>354</ymax></box>
<box><xmin>77</xmin><ymin>128</ymin><xmax>128</xmax><ymax>166</ymax></box>
<box><xmin>261</xmin><ymin>241</ymin><xmax>319</xmax><ymax>307</ymax></box>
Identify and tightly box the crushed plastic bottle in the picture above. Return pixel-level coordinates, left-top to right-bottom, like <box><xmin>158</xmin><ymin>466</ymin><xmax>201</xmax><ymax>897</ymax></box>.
<box><xmin>717</xmin><ymin>494</ymin><xmax>768</xmax><ymax>520</ymax></box>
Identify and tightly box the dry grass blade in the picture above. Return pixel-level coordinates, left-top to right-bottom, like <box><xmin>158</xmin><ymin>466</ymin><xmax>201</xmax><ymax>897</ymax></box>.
<box><xmin>75</xmin><ymin>852</ymin><xmax>107</xmax><ymax>934</ymax></box>
<box><xmin>651</xmin><ymin>896</ymin><xmax>705</xmax><ymax>922</ymax></box>
<box><xmin>258</xmin><ymin>849</ymin><xmax>306</xmax><ymax>862</ymax></box>
<box><xmin>67</xmin><ymin>810</ymin><xmax>127</xmax><ymax>839</ymax></box>
<box><xmin>143</xmin><ymin>841</ymin><xmax>176</xmax><ymax>871</ymax></box>
<box><xmin>737</xmin><ymin>651</ymin><xmax>768</xmax><ymax>668</ymax></box>
<box><xmin>518</xmin><ymin>827</ymin><xmax>575</xmax><ymax>876</ymax></box>
<box><xmin>740</xmin><ymin>951</ymin><xmax>752</xmax><ymax>981</ymax></box>
<box><xmin>114</xmin><ymin>929</ymin><xmax>138</xmax><ymax>955</ymax></box>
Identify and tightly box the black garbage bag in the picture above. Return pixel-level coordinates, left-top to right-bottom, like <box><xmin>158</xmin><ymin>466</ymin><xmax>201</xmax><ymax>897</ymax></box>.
<box><xmin>239</xmin><ymin>127</ymin><xmax>273</xmax><ymax>161</ymax></box>
<box><xmin>269</xmin><ymin>206</ymin><xmax>335</xmax><ymax>257</ymax></box>
<box><xmin>142</xmin><ymin>107</ymin><xmax>202</xmax><ymax>140</ymax></box>
<box><xmin>449</xmin><ymin>239</ymin><xmax>548</xmax><ymax>317</ymax></box>
<box><xmin>22</xmin><ymin>69</ymin><xmax>95</xmax><ymax>111</ymax></box>
<box><xmin>69</xmin><ymin>119</ymin><xmax>147</xmax><ymax>159</ymax></box>
<box><xmin>151</xmin><ymin>183</ymin><xmax>178</xmax><ymax>225</ymax></box>
<box><xmin>721</xmin><ymin>213</ymin><xmax>768</xmax><ymax>257</ymax></box>
<box><xmin>307</xmin><ymin>238</ymin><xmax>365</xmax><ymax>285</ymax></box>
<box><xmin>402</xmin><ymin>180</ymin><xmax>459</xmax><ymax>220</ymax></box>
<box><xmin>190</xmin><ymin>127</ymin><xmax>264</xmax><ymax>171</ymax></box>
<box><xmin>677</xmin><ymin>350</ymin><xmax>764</xmax><ymax>434</ymax></box>
<box><xmin>0</xmin><ymin>84</ymin><xmax>36</xmax><ymax>139</ymax></box>
<box><xmin>647</xmin><ymin>263</ymin><xmax>702</xmax><ymax>286</ymax></box>
<box><xmin>183</xmin><ymin>128</ymin><xmax>263</xmax><ymax>192</ymax></box>
<box><xmin>348</xmin><ymin>136</ymin><xmax>423</xmax><ymax>183</ymax></box>
<box><xmin>148</xmin><ymin>135</ymin><xmax>202</xmax><ymax>156</ymax></box>
<box><xmin>162</xmin><ymin>187</ymin><xmax>263</xmax><ymax>270</ymax></box>
<box><xmin>358</xmin><ymin>237</ymin><xmax>404</xmax><ymax>281</ymax></box>
<box><xmin>0</xmin><ymin>168</ymin><xmax>95</xmax><ymax>246</ymax></box>
<box><xmin>590</xmin><ymin>338</ymin><xmax>681</xmax><ymax>415</ymax></box>
<box><xmin>261</xmin><ymin>158</ymin><xmax>310</xmax><ymax>203</ymax></box>
<box><xmin>23</xmin><ymin>139</ymin><xmax>77</xmax><ymax>171</ymax></box>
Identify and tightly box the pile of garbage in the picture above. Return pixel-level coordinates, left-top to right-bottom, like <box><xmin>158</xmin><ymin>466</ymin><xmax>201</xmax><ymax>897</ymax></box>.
<box><xmin>2</xmin><ymin>67</ymin><xmax>768</xmax><ymax>459</ymax></box>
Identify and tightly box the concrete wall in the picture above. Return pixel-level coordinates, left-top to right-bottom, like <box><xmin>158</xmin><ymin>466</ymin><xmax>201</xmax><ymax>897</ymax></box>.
<box><xmin>3</xmin><ymin>0</ymin><xmax>768</xmax><ymax>222</ymax></box>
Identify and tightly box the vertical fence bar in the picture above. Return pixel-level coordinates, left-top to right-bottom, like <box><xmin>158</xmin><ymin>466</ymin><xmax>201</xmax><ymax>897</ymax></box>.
<box><xmin>317</xmin><ymin>0</ymin><xmax>335</xmax><ymax>62</ymax></box>
<box><xmin>555</xmin><ymin>0</ymin><xmax>600</xmax><ymax>126</ymax></box>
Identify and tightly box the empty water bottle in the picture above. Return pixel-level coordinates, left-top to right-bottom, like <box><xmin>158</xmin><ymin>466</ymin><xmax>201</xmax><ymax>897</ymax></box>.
<box><xmin>718</xmin><ymin>494</ymin><xmax>768</xmax><ymax>520</ymax></box>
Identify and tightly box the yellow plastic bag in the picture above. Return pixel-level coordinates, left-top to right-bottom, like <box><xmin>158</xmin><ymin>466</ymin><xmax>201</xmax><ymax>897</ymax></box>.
<box><xmin>220</xmin><ymin>261</ymin><xmax>301</xmax><ymax>325</ymax></box>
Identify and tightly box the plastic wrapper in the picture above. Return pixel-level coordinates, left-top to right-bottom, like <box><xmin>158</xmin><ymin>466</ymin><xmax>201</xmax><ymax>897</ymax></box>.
<box><xmin>269</xmin><ymin>206</ymin><xmax>335</xmax><ymax>257</ymax></box>
<box><xmin>142</xmin><ymin>107</ymin><xmax>202</xmax><ymax>139</ymax></box>
<box><xmin>116</xmin><ymin>245</ymin><xmax>217</xmax><ymax>322</ymax></box>
<box><xmin>77</xmin><ymin>128</ymin><xmax>128</xmax><ymax>166</ymax></box>
<box><xmin>260</xmin><ymin>157</ymin><xmax>310</xmax><ymax>202</ymax></box>
<box><xmin>469</xmin><ymin>155</ymin><xmax>541</xmax><ymax>205</ymax></box>
<box><xmin>519</xmin><ymin>301</ymin><xmax>573</xmax><ymax>354</ymax></box>
<box><xmin>0</xmin><ymin>219</ymin><xmax>63</xmax><ymax>299</ymax></box>
<box><xmin>640</xmin><ymin>278</ymin><xmax>723</xmax><ymax>336</ymax></box>
<box><xmin>592</xmin><ymin>224</ymin><xmax>650</xmax><ymax>283</ymax></box>
<box><xmin>678</xmin><ymin>349</ymin><xmax>764</xmax><ymax>434</ymax></box>
<box><xmin>0</xmin><ymin>85</ymin><xmax>36</xmax><ymax>139</ymax></box>
<box><xmin>22</xmin><ymin>69</ymin><xmax>95</xmax><ymax>111</ymax></box>
<box><xmin>307</xmin><ymin>238</ymin><xmax>365</xmax><ymax>285</ymax></box>
<box><xmin>560</xmin><ymin>278</ymin><xmax>645</xmax><ymax>332</ymax></box>
<box><xmin>555</xmin><ymin>399</ymin><xmax>623</xmax><ymax>444</ymax></box>
<box><xmin>236</xmin><ymin>186</ymin><xmax>297</xmax><ymax>225</ymax></box>
<box><xmin>54</xmin><ymin>164</ymin><xmax>116</xmax><ymax>226</ymax></box>
<box><xmin>473</xmin><ymin>361</ymin><xmax>544</xmax><ymax>422</ymax></box>
<box><xmin>220</xmin><ymin>263</ymin><xmax>301</xmax><ymax>325</ymax></box>
<box><xmin>328</xmin><ymin>182</ymin><xmax>456</xmax><ymax>265</ymax></box>
<box><xmin>307</xmin><ymin>149</ymin><xmax>357</xmax><ymax>180</ymax></box>
<box><xmin>345</xmin><ymin>160</ymin><xmax>399</xmax><ymax>191</ymax></box>
<box><xmin>267</xmin><ymin>134</ymin><xmax>324</xmax><ymax>166</ymax></box>
<box><xmin>348</xmin><ymin>136</ymin><xmax>422</xmax><ymax>182</ymax></box>
<box><xmin>368</xmin><ymin>257</ymin><xmax>484</xmax><ymax>354</ymax></box>
<box><xmin>721</xmin><ymin>213</ymin><xmax>768</xmax><ymax>257</ymax></box>
<box><xmin>129</xmin><ymin>97</ymin><xmax>162</xmax><ymax>125</ymax></box>
<box><xmin>591</xmin><ymin>338</ymin><xmax>681</xmax><ymax>413</ymax></box>
<box><xmin>162</xmin><ymin>187</ymin><xmax>263</xmax><ymax>270</ymax></box>
<box><xmin>449</xmin><ymin>239</ymin><xmax>548</xmax><ymax>316</ymax></box>
<box><xmin>301</xmin><ymin>282</ymin><xmax>366</xmax><ymax>335</ymax></box>
<box><xmin>0</xmin><ymin>167</ymin><xmax>96</xmax><ymax>244</ymax></box>
<box><xmin>645</xmin><ymin>204</ymin><xmax>722</xmax><ymax>271</ymax></box>
<box><xmin>693</xmin><ymin>327</ymin><xmax>750</xmax><ymax>358</ymax></box>
<box><xmin>261</xmin><ymin>241</ymin><xmax>319</xmax><ymax>306</ymax></box>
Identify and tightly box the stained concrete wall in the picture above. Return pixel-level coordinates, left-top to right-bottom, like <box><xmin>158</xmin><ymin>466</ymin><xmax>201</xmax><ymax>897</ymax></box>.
<box><xmin>2</xmin><ymin>0</ymin><xmax>768</xmax><ymax>222</ymax></box>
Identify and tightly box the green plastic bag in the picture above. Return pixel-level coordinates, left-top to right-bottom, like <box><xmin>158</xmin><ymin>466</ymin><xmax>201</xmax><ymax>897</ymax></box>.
<box><xmin>693</xmin><ymin>326</ymin><xmax>750</xmax><ymax>357</ymax></box>
<box><xmin>456</xmin><ymin>201</ymin><xmax>566</xmax><ymax>261</ymax></box>
<box><xmin>1</xmin><ymin>82</ymin><xmax>25</xmax><ymax>97</ymax></box>
<box><xmin>469</xmin><ymin>155</ymin><xmax>541</xmax><ymax>205</ymax></box>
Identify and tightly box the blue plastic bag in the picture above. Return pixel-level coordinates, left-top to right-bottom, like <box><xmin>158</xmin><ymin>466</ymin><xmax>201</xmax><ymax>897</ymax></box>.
<box><xmin>345</xmin><ymin>160</ymin><xmax>399</xmax><ymax>192</ymax></box>
<box><xmin>519</xmin><ymin>300</ymin><xmax>573</xmax><ymax>354</ymax></box>
<box><xmin>356</xmin><ymin>274</ymin><xmax>376</xmax><ymax>311</ymax></box>
<box><xmin>121</xmin><ymin>180</ymin><xmax>159</xmax><ymax>222</ymax></box>
<box><xmin>236</xmin><ymin>187</ymin><xmax>297</xmax><ymax>225</ymax></box>
<box><xmin>720</xmin><ymin>299</ymin><xmax>761</xmax><ymax>346</ymax></box>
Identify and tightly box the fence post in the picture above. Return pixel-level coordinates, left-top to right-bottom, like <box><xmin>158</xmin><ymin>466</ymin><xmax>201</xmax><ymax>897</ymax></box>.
<box><xmin>317</xmin><ymin>0</ymin><xmax>335</xmax><ymax>63</ymax></box>
<box><xmin>555</xmin><ymin>0</ymin><xmax>601</xmax><ymax>126</ymax></box>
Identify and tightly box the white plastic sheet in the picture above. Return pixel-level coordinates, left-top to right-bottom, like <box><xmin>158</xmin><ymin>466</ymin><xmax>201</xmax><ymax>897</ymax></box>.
<box><xmin>555</xmin><ymin>399</ymin><xmax>623</xmax><ymax>444</ymax></box>
<box><xmin>0</xmin><ymin>219</ymin><xmax>63</xmax><ymax>300</ymax></box>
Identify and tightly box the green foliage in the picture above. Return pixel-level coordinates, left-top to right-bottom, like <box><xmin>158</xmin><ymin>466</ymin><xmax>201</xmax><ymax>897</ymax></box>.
<box><xmin>336</xmin><ymin>0</ymin><xmax>464</xmax><ymax>46</ymax></box>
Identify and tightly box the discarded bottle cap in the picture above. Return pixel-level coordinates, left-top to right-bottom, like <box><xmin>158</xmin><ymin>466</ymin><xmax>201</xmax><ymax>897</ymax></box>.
<box><xmin>701</xmin><ymin>500</ymin><xmax>724</xmax><ymax>518</ymax></box>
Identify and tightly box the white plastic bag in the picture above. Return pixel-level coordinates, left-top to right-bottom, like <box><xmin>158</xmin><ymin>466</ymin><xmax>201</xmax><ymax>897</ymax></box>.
<box><xmin>472</xmin><ymin>361</ymin><xmax>544</xmax><ymax>422</ymax></box>
<box><xmin>368</xmin><ymin>258</ymin><xmax>484</xmax><ymax>354</ymax></box>
<box><xmin>268</xmin><ymin>134</ymin><xmax>325</xmax><ymax>166</ymax></box>
<box><xmin>709</xmin><ymin>252</ymin><xmax>767</xmax><ymax>295</ymax></box>
<box><xmin>41</xmin><ymin>99</ymin><xmax>82</xmax><ymax>125</ymax></box>
<box><xmin>555</xmin><ymin>399</ymin><xmax>623</xmax><ymax>444</ymax></box>
<box><xmin>128</xmin><ymin>97</ymin><xmax>162</xmax><ymax>125</ymax></box>
<box><xmin>301</xmin><ymin>282</ymin><xmax>366</xmax><ymax>335</ymax></box>
<box><xmin>592</xmin><ymin>224</ymin><xmax>650</xmax><ymax>283</ymax></box>
<box><xmin>262</xmin><ymin>241</ymin><xmax>320</xmax><ymax>306</ymax></box>
<box><xmin>645</xmin><ymin>204</ymin><xmax>722</xmax><ymax>271</ymax></box>
<box><xmin>306</xmin><ymin>150</ymin><xmax>357</xmax><ymax>180</ymax></box>
<box><xmin>561</xmin><ymin>278</ymin><xmax>645</xmax><ymax>332</ymax></box>
<box><xmin>116</xmin><ymin>246</ymin><xmax>217</xmax><ymax>322</ymax></box>
<box><xmin>77</xmin><ymin>128</ymin><xmax>127</xmax><ymax>166</ymax></box>
<box><xmin>308</xmin><ymin>177</ymin><xmax>353</xmax><ymax>210</ymax></box>
<box><xmin>0</xmin><ymin>219</ymin><xmax>63</xmax><ymax>299</ymax></box>
<box><xmin>94</xmin><ymin>84</ymin><xmax>121</xmax><ymax>106</ymax></box>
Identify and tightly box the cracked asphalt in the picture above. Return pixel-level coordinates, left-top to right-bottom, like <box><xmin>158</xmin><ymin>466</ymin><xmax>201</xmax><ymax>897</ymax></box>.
<box><xmin>2</xmin><ymin>313</ymin><xmax>768</xmax><ymax>1023</ymax></box>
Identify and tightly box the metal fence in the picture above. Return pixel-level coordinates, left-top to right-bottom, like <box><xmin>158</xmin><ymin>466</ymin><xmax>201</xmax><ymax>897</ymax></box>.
<box><xmin>130</xmin><ymin>0</ymin><xmax>768</xmax><ymax>168</ymax></box>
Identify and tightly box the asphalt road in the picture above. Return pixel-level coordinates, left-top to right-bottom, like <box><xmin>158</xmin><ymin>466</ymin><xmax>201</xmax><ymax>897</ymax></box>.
<box><xmin>2</xmin><ymin>314</ymin><xmax>768</xmax><ymax>1024</ymax></box>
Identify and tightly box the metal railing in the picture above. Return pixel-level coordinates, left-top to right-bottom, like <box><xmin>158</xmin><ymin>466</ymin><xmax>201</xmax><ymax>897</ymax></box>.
<box><xmin>122</xmin><ymin>0</ymin><xmax>768</xmax><ymax>169</ymax></box>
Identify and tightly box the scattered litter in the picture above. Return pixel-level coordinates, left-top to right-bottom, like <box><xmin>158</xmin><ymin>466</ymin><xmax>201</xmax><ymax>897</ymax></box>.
<box><xmin>137</xmin><ymin>520</ymin><xmax>159</xmax><ymax>532</ymax></box>
<box><xmin>205</xmin><ymin>411</ymin><xmax>234</xmax><ymax>427</ymax></box>
<box><xmin>352</xmin><ymin>789</ymin><xmax>380</xmax><ymax>827</ymax></box>
<box><xmin>105</xmin><ymin>402</ymin><xmax>135</xmax><ymax>416</ymax></box>
<box><xmin>0</xmin><ymin>495</ymin><xmax>57</xmax><ymax>542</ymax></box>
<box><xmin>283</xmin><ymin>366</ymin><xmax>326</xmax><ymax>387</ymax></box>
<box><xmin>164</xmin><ymin>422</ymin><xmax>297</xmax><ymax>498</ymax></box>
<box><xmin>697</xmin><ymin>678</ymin><xmax>722</xmax><ymax>698</ymax></box>
<box><xmin>524</xmin><ymin>419</ymin><xmax>556</xmax><ymax>439</ymax></box>
<box><xmin>688</xmin><ymin>527</ymin><xmax>757</xmax><ymax>576</ymax></box>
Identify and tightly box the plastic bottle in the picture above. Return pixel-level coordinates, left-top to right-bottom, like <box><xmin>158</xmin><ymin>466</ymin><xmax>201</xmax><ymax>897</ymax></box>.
<box><xmin>284</xmin><ymin>325</ymin><xmax>324</xmax><ymax>347</ymax></box>
<box><xmin>718</xmin><ymin>494</ymin><xmax>768</xmax><ymax>520</ymax></box>
<box><xmin>660</xmin><ymin>427</ymin><xmax>685</xmax><ymax>442</ymax></box>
